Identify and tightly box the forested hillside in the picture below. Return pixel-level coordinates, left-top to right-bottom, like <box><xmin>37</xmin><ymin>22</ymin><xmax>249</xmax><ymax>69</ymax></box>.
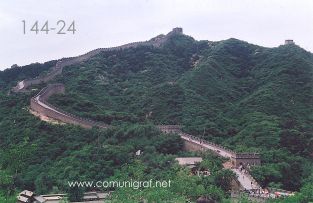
<box><xmin>0</xmin><ymin>32</ymin><xmax>312</xmax><ymax>202</ymax></box>
<box><xmin>49</xmin><ymin>34</ymin><xmax>313</xmax><ymax>190</ymax></box>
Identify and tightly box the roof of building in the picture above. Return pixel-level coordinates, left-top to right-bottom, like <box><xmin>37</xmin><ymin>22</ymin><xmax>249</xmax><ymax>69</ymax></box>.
<box><xmin>41</xmin><ymin>194</ymin><xmax>66</xmax><ymax>197</ymax></box>
<box><xmin>84</xmin><ymin>192</ymin><xmax>97</xmax><ymax>195</ymax></box>
<box><xmin>34</xmin><ymin>195</ymin><xmax>46</xmax><ymax>203</ymax></box>
<box><xmin>96</xmin><ymin>192</ymin><xmax>110</xmax><ymax>199</ymax></box>
<box><xmin>82</xmin><ymin>192</ymin><xmax>111</xmax><ymax>200</ymax></box>
<box><xmin>83</xmin><ymin>194</ymin><xmax>98</xmax><ymax>200</ymax></box>
<box><xmin>20</xmin><ymin>191</ymin><xmax>110</xmax><ymax>203</ymax></box>
<box><xmin>175</xmin><ymin>157</ymin><xmax>203</xmax><ymax>166</ymax></box>
<box><xmin>19</xmin><ymin>190</ymin><xmax>34</xmax><ymax>197</ymax></box>
<box><xmin>41</xmin><ymin>196</ymin><xmax>62</xmax><ymax>200</ymax></box>
<box><xmin>17</xmin><ymin>195</ymin><xmax>29</xmax><ymax>203</ymax></box>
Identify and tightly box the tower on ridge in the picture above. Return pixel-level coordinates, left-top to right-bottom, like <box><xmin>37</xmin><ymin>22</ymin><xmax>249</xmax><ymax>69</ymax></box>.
<box><xmin>285</xmin><ymin>39</ymin><xmax>295</xmax><ymax>45</ymax></box>
<box><xmin>171</xmin><ymin>27</ymin><xmax>183</xmax><ymax>34</ymax></box>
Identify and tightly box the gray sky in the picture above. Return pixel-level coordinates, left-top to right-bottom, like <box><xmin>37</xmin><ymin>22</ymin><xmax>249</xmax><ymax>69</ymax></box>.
<box><xmin>0</xmin><ymin>0</ymin><xmax>313</xmax><ymax>70</ymax></box>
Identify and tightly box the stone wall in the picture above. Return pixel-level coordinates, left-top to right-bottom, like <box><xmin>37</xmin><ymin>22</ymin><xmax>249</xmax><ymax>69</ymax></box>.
<box><xmin>30</xmin><ymin>85</ymin><xmax>261</xmax><ymax>166</ymax></box>
<box><xmin>183</xmin><ymin>140</ymin><xmax>208</xmax><ymax>152</ymax></box>
<box><xmin>30</xmin><ymin>84</ymin><xmax>108</xmax><ymax>129</ymax></box>
<box><xmin>180</xmin><ymin>132</ymin><xmax>236</xmax><ymax>155</ymax></box>
<box><xmin>158</xmin><ymin>125</ymin><xmax>261</xmax><ymax>168</ymax></box>
<box><xmin>13</xmin><ymin>28</ymin><xmax>183</xmax><ymax>92</ymax></box>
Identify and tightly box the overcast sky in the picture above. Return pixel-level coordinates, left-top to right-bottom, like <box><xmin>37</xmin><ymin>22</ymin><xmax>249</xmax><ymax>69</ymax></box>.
<box><xmin>0</xmin><ymin>0</ymin><xmax>313</xmax><ymax>70</ymax></box>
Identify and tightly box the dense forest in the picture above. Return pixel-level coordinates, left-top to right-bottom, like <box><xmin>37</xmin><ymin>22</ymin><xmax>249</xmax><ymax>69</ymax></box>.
<box><xmin>0</xmin><ymin>32</ymin><xmax>312</xmax><ymax>202</ymax></box>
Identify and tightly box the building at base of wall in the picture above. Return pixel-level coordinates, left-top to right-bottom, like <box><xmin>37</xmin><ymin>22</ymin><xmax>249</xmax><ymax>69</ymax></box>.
<box><xmin>17</xmin><ymin>190</ymin><xmax>111</xmax><ymax>203</ymax></box>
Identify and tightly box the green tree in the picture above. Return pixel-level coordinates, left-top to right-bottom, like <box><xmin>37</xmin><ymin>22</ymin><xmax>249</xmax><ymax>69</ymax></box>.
<box><xmin>67</xmin><ymin>186</ymin><xmax>84</xmax><ymax>202</ymax></box>
<box><xmin>214</xmin><ymin>169</ymin><xmax>236</xmax><ymax>193</ymax></box>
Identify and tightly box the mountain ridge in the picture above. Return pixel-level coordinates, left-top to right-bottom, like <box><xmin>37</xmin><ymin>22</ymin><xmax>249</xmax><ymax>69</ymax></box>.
<box><xmin>0</xmin><ymin>28</ymin><xmax>312</xmax><ymax>196</ymax></box>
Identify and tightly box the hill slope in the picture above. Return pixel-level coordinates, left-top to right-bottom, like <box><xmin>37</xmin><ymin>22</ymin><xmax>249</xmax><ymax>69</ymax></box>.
<box><xmin>49</xmin><ymin>36</ymin><xmax>312</xmax><ymax>139</ymax></box>
<box><xmin>0</xmin><ymin>30</ymin><xmax>313</xmax><ymax>199</ymax></box>
<box><xmin>47</xmin><ymin>34</ymin><xmax>313</xmax><ymax>190</ymax></box>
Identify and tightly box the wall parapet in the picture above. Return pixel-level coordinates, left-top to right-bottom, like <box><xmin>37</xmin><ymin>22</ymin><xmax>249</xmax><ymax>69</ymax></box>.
<box><xmin>158</xmin><ymin>125</ymin><xmax>237</xmax><ymax>156</ymax></box>
<box><xmin>157</xmin><ymin>125</ymin><xmax>261</xmax><ymax>167</ymax></box>
<box><xmin>234</xmin><ymin>153</ymin><xmax>260</xmax><ymax>159</ymax></box>
<box><xmin>31</xmin><ymin>83</ymin><xmax>108</xmax><ymax>129</ymax></box>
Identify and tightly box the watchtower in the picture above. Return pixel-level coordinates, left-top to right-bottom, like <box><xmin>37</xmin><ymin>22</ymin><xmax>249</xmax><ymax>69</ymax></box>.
<box><xmin>285</xmin><ymin>40</ymin><xmax>295</xmax><ymax>45</ymax></box>
<box><xmin>231</xmin><ymin>153</ymin><xmax>261</xmax><ymax>168</ymax></box>
<box><xmin>171</xmin><ymin>27</ymin><xmax>183</xmax><ymax>34</ymax></box>
<box><xmin>158</xmin><ymin>125</ymin><xmax>181</xmax><ymax>133</ymax></box>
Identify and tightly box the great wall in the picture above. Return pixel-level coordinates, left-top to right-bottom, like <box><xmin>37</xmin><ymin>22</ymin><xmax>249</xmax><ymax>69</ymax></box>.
<box><xmin>13</xmin><ymin>28</ymin><xmax>267</xmax><ymax>193</ymax></box>
<box><xmin>12</xmin><ymin>27</ymin><xmax>183</xmax><ymax>92</ymax></box>
<box><xmin>158</xmin><ymin>125</ymin><xmax>261</xmax><ymax>191</ymax></box>
<box><xmin>14</xmin><ymin>28</ymin><xmax>185</xmax><ymax>128</ymax></box>
<box><xmin>30</xmin><ymin>83</ymin><xmax>109</xmax><ymax>129</ymax></box>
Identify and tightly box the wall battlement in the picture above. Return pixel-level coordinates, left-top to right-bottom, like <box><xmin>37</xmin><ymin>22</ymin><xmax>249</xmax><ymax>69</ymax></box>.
<box><xmin>157</xmin><ymin>125</ymin><xmax>182</xmax><ymax>133</ymax></box>
<box><xmin>234</xmin><ymin>153</ymin><xmax>260</xmax><ymax>159</ymax></box>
